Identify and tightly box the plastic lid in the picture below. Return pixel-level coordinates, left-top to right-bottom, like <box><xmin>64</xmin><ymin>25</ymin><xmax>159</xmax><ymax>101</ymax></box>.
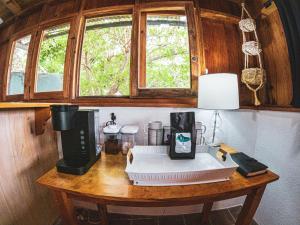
<box><xmin>103</xmin><ymin>124</ymin><xmax>121</xmax><ymax>134</ymax></box>
<box><xmin>120</xmin><ymin>125</ymin><xmax>139</xmax><ymax>134</ymax></box>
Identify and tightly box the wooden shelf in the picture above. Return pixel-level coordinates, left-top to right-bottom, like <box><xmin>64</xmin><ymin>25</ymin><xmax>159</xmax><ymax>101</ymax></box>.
<box><xmin>0</xmin><ymin>103</ymin><xmax>55</xmax><ymax>136</ymax></box>
<box><xmin>241</xmin><ymin>105</ymin><xmax>300</xmax><ymax>113</ymax></box>
<box><xmin>0</xmin><ymin>102</ymin><xmax>53</xmax><ymax>109</ymax></box>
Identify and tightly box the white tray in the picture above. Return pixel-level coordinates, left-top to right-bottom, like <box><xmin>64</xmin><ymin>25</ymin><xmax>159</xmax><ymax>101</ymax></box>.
<box><xmin>125</xmin><ymin>146</ymin><xmax>238</xmax><ymax>186</ymax></box>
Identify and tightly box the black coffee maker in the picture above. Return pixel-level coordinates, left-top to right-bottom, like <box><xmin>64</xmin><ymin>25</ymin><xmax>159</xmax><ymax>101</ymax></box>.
<box><xmin>50</xmin><ymin>105</ymin><xmax>100</xmax><ymax>175</ymax></box>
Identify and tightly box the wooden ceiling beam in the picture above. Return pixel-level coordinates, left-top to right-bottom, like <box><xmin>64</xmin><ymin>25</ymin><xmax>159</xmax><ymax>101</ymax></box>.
<box><xmin>0</xmin><ymin>0</ymin><xmax>22</xmax><ymax>15</ymax></box>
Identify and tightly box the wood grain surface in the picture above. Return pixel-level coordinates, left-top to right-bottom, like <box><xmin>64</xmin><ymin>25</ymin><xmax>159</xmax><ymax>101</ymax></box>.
<box><xmin>0</xmin><ymin>109</ymin><xmax>59</xmax><ymax>225</ymax></box>
<box><xmin>37</xmin><ymin>145</ymin><xmax>279</xmax><ymax>206</ymax></box>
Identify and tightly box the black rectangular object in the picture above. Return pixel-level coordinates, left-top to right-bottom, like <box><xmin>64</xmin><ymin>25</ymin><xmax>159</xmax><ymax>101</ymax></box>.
<box><xmin>231</xmin><ymin>152</ymin><xmax>268</xmax><ymax>177</ymax></box>
<box><xmin>51</xmin><ymin>106</ymin><xmax>100</xmax><ymax>175</ymax></box>
<box><xmin>169</xmin><ymin>112</ymin><xmax>196</xmax><ymax>159</ymax></box>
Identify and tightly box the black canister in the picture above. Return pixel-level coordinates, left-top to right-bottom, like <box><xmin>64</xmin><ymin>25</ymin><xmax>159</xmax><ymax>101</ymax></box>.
<box><xmin>50</xmin><ymin>105</ymin><xmax>79</xmax><ymax>131</ymax></box>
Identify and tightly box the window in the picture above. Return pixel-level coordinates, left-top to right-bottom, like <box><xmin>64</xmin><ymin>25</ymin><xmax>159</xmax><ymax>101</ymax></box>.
<box><xmin>79</xmin><ymin>15</ymin><xmax>132</xmax><ymax>97</ymax></box>
<box><xmin>36</xmin><ymin>23</ymin><xmax>70</xmax><ymax>93</ymax></box>
<box><xmin>140</xmin><ymin>14</ymin><xmax>191</xmax><ymax>89</ymax></box>
<box><xmin>7</xmin><ymin>35</ymin><xmax>31</xmax><ymax>95</ymax></box>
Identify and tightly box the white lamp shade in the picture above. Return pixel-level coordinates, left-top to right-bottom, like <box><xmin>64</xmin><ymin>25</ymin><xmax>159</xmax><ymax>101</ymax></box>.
<box><xmin>198</xmin><ymin>73</ymin><xmax>240</xmax><ymax>110</ymax></box>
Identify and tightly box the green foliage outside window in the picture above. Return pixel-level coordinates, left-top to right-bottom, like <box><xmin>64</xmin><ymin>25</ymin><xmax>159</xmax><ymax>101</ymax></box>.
<box><xmin>37</xmin><ymin>14</ymin><xmax>191</xmax><ymax>96</ymax></box>
<box><xmin>146</xmin><ymin>15</ymin><xmax>191</xmax><ymax>89</ymax></box>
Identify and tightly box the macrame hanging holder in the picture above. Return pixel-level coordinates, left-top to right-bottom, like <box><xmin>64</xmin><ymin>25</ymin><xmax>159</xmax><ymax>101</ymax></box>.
<box><xmin>239</xmin><ymin>3</ymin><xmax>266</xmax><ymax>106</ymax></box>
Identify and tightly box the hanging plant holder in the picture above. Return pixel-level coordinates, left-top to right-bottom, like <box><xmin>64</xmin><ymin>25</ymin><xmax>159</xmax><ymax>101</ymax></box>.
<box><xmin>239</xmin><ymin>18</ymin><xmax>256</xmax><ymax>32</ymax></box>
<box><xmin>242</xmin><ymin>41</ymin><xmax>262</xmax><ymax>56</ymax></box>
<box><xmin>240</xmin><ymin>3</ymin><xmax>266</xmax><ymax>106</ymax></box>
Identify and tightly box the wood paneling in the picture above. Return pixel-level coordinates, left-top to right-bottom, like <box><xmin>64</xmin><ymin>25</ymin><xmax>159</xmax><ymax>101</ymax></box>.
<box><xmin>39</xmin><ymin>0</ymin><xmax>81</xmax><ymax>23</ymax></box>
<box><xmin>0</xmin><ymin>22</ymin><xmax>15</xmax><ymax>45</ymax></box>
<box><xmin>0</xmin><ymin>109</ymin><xmax>59</xmax><ymax>225</ymax></box>
<box><xmin>202</xmin><ymin>18</ymin><xmax>252</xmax><ymax>105</ymax></box>
<box><xmin>14</xmin><ymin>4</ymin><xmax>43</xmax><ymax>32</ymax></box>
<box><xmin>83</xmin><ymin>0</ymin><xmax>134</xmax><ymax>12</ymax></box>
<box><xmin>198</xmin><ymin>0</ymin><xmax>241</xmax><ymax>17</ymax></box>
<box><xmin>0</xmin><ymin>42</ymin><xmax>9</xmax><ymax>100</ymax></box>
<box><xmin>0</xmin><ymin>0</ymin><xmax>295</xmax><ymax>110</ymax></box>
<box><xmin>257</xmin><ymin>10</ymin><xmax>293</xmax><ymax>106</ymax></box>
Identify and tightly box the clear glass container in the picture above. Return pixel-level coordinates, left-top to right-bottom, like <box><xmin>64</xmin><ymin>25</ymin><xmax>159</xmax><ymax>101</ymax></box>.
<box><xmin>104</xmin><ymin>133</ymin><xmax>121</xmax><ymax>154</ymax></box>
<box><xmin>163</xmin><ymin>126</ymin><xmax>171</xmax><ymax>145</ymax></box>
<box><xmin>103</xmin><ymin>124</ymin><xmax>121</xmax><ymax>155</ymax></box>
<box><xmin>196</xmin><ymin>122</ymin><xmax>207</xmax><ymax>145</ymax></box>
<box><xmin>120</xmin><ymin>125</ymin><xmax>139</xmax><ymax>155</ymax></box>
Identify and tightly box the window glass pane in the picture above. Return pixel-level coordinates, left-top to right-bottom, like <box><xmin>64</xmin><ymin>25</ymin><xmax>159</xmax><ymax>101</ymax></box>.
<box><xmin>144</xmin><ymin>15</ymin><xmax>191</xmax><ymax>89</ymax></box>
<box><xmin>79</xmin><ymin>15</ymin><xmax>132</xmax><ymax>96</ymax></box>
<box><xmin>36</xmin><ymin>24</ymin><xmax>70</xmax><ymax>92</ymax></box>
<box><xmin>8</xmin><ymin>35</ymin><xmax>31</xmax><ymax>95</ymax></box>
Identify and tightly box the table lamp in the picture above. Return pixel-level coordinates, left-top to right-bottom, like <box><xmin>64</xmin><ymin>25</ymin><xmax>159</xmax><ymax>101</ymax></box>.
<box><xmin>198</xmin><ymin>73</ymin><xmax>240</xmax><ymax>146</ymax></box>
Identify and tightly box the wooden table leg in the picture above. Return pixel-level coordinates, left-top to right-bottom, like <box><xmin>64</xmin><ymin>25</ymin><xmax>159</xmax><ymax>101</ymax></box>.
<box><xmin>235</xmin><ymin>186</ymin><xmax>266</xmax><ymax>225</ymax></box>
<box><xmin>201</xmin><ymin>202</ymin><xmax>214</xmax><ymax>225</ymax></box>
<box><xmin>97</xmin><ymin>204</ymin><xmax>109</xmax><ymax>225</ymax></box>
<box><xmin>54</xmin><ymin>191</ymin><xmax>78</xmax><ymax>225</ymax></box>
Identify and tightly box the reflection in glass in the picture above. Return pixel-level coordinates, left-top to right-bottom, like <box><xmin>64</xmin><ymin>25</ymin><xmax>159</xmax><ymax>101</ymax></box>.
<box><xmin>8</xmin><ymin>35</ymin><xmax>31</xmax><ymax>95</ymax></box>
<box><xmin>36</xmin><ymin>23</ymin><xmax>70</xmax><ymax>92</ymax></box>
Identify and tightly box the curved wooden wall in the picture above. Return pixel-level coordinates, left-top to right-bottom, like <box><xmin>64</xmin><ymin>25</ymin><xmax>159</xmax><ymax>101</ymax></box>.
<box><xmin>0</xmin><ymin>0</ymin><xmax>294</xmax><ymax>110</ymax></box>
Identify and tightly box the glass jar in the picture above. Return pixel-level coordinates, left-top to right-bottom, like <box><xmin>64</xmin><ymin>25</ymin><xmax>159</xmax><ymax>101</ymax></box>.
<box><xmin>148</xmin><ymin>121</ymin><xmax>163</xmax><ymax>145</ymax></box>
<box><xmin>196</xmin><ymin>122</ymin><xmax>207</xmax><ymax>145</ymax></box>
<box><xmin>103</xmin><ymin>125</ymin><xmax>121</xmax><ymax>154</ymax></box>
<box><xmin>163</xmin><ymin>126</ymin><xmax>171</xmax><ymax>145</ymax></box>
<box><xmin>120</xmin><ymin>125</ymin><xmax>139</xmax><ymax>155</ymax></box>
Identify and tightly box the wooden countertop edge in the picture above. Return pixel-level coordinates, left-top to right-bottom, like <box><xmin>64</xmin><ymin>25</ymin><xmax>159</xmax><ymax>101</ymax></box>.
<box><xmin>36</xmin><ymin>171</ymin><xmax>279</xmax><ymax>204</ymax></box>
<box><xmin>0</xmin><ymin>102</ymin><xmax>67</xmax><ymax>109</ymax></box>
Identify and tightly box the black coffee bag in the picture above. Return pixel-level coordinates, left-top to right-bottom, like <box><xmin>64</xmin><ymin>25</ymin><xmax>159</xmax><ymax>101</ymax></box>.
<box><xmin>169</xmin><ymin>112</ymin><xmax>196</xmax><ymax>159</ymax></box>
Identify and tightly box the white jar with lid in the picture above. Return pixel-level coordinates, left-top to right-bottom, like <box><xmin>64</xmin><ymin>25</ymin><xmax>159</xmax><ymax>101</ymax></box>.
<box><xmin>120</xmin><ymin>125</ymin><xmax>139</xmax><ymax>155</ymax></box>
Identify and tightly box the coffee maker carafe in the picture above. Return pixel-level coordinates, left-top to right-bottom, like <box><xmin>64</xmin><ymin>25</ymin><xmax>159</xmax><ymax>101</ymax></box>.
<box><xmin>51</xmin><ymin>105</ymin><xmax>100</xmax><ymax>175</ymax></box>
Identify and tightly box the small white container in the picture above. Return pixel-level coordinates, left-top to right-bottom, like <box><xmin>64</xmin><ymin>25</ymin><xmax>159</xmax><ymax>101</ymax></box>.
<box><xmin>120</xmin><ymin>125</ymin><xmax>139</xmax><ymax>155</ymax></box>
<box><xmin>125</xmin><ymin>145</ymin><xmax>238</xmax><ymax>186</ymax></box>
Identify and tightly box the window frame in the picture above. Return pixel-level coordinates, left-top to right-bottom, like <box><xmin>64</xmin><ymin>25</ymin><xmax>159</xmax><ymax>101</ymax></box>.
<box><xmin>74</xmin><ymin>7</ymin><xmax>134</xmax><ymax>100</ymax></box>
<box><xmin>30</xmin><ymin>17</ymin><xmax>75</xmax><ymax>100</ymax></box>
<box><xmin>3</xmin><ymin>31</ymin><xmax>35</xmax><ymax>101</ymax></box>
<box><xmin>132</xmin><ymin>2</ymin><xmax>200</xmax><ymax>98</ymax></box>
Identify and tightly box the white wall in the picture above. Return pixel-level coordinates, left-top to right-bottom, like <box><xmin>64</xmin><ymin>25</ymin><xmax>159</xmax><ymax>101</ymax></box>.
<box><xmin>222</xmin><ymin>110</ymin><xmax>300</xmax><ymax>225</ymax></box>
<box><xmin>78</xmin><ymin>107</ymin><xmax>300</xmax><ymax>224</ymax></box>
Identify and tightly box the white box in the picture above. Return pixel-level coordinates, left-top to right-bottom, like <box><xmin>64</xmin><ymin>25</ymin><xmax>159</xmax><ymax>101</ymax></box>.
<box><xmin>125</xmin><ymin>146</ymin><xmax>238</xmax><ymax>186</ymax></box>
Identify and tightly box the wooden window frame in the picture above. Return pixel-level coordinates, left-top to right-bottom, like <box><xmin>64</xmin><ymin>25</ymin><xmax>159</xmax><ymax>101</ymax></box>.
<box><xmin>3</xmin><ymin>31</ymin><xmax>35</xmax><ymax>101</ymax></box>
<box><xmin>73</xmin><ymin>7</ymin><xmax>134</xmax><ymax>100</ymax></box>
<box><xmin>29</xmin><ymin>17</ymin><xmax>75</xmax><ymax>100</ymax></box>
<box><xmin>132</xmin><ymin>2</ymin><xmax>200</xmax><ymax>98</ymax></box>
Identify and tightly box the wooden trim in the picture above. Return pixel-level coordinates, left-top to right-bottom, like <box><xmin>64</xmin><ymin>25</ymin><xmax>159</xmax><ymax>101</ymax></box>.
<box><xmin>82</xmin><ymin>5</ymin><xmax>134</xmax><ymax>17</ymax></box>
<box><xmin>139</xmin><ymin>1</ymin><xmax>190</xmax><ymax>12</ymax></box>
<box><xmin>199</xmin><ymin>9</ymin><xmax>240</xmax><ymax>24</ymax></box>
<box><xmin>129</xmin><ymin>0</ymin><xmax>141</xmax><ymax>97</ymax></box>
<box><xmin>136</xmin><ymin>2</ymin><xmax>199</xmax><ymax>98</ymax></box>
<box><xmin>73</xmin><ymin>96</ymin><xmax>197</xmax><ymax>108</ymax></box>
<box><xmin>30</xmin><ymin>17</ymin><xmax>75</xmax><ymax>100</ymax></box>
<box><xmin>193</xmin><ymin>0</ymin><xmax>206</xmax><ymax>75</ymax></box>
<box><xmin>186</xmin><ymin>2</ymin><xmax>199</xmax><ymax>96</ymax></box>
<box><xmin>138</xmin><ymin>12</ymin><xmax>147</xmax><ymax>88</ymax></box>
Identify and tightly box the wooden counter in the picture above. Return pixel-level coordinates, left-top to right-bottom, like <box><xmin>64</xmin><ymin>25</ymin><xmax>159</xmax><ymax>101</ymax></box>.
<box><xmin>37</xmin><ymin>145</ymin><xmax>279</xmax><ymax>225</ymax></box>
